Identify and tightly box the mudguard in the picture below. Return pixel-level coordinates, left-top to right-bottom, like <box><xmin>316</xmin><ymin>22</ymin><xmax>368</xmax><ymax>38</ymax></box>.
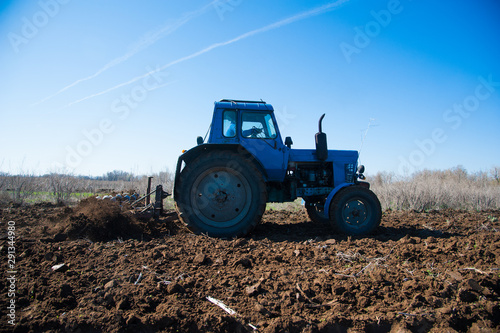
<box><xmin>173</xmin><ymin>143</ymin><xmax>268</xmax><ymax>200</ymax></box>
<box><xmin>323</xmin><ymin>183</ymin><xmax>354</xmax><ymax>217</ymax></box>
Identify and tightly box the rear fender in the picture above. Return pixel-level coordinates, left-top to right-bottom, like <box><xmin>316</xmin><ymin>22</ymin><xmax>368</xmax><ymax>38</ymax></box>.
<box><xmin>323</xmin><ymin>183</ymin><xmax>354</xmax><ymax>217</ymax></box>
<box><xmin>173</xmin><ymin>144</ymin><xmax>268</xmax><ymax>199</ymax></box>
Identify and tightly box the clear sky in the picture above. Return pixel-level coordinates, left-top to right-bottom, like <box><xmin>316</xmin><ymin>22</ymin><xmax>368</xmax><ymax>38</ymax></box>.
<box><xmin>1</xmin><ymin>0</ymin><xmax>499</xmax><ymax>177</ymax></box>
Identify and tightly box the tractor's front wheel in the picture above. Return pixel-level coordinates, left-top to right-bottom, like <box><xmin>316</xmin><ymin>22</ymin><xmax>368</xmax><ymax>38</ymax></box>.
<box><xmin>175</xmin><ymin>151</ymin><xmax>267</xmax><ymax>238</ymax></box>
<box><xmin>328</xmin><ymin>186</ymin><xmax>381</xmax><ymax>235</ymax></box>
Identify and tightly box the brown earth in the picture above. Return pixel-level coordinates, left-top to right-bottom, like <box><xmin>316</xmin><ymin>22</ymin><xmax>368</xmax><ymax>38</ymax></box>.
<box><xmin>0</xmin><ymin>199</ymin><xmax>499</xmax><ymax>333</ymax></box>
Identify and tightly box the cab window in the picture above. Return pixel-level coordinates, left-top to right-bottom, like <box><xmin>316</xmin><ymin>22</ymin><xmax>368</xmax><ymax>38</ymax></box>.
<box><xmin>223</xmin><ymin>110</ymin><xmax>237</xmax><ymax>137</ymax></box>
<box><xmin>241</xmin><ymin>112</ymin><xmax>277</xmax><ymax>139</ymax></box>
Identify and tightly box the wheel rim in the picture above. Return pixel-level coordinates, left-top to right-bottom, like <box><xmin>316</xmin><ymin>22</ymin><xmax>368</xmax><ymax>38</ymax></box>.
<box><xmin>190</xmin><ymin>167</ymin><xmax>252</xmax><ymax>228</ymax></box>
<box><xmin>341</xmin><ymin>198</ymin><xmax>371</xmax><ymax>228</ymax></box>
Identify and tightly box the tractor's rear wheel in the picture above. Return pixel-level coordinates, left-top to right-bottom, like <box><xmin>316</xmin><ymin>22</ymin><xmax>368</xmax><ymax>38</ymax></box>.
<box><xmin>328</xmin><ymin>186</ymin><xmax>381</xmax><ymax>235</ymax></box>
<box><xmin>175</xmin><ymin>151</ymin><xmax>267</xmax><ymax>238</ymax></box>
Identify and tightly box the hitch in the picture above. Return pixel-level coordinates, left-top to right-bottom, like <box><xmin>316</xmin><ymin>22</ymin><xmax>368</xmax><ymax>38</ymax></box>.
<box><xmin>153</xmin><ymin>185</ymin><xmax>171</xmax><ymax>218</ymax></box>
<box><xmin>130</xmin><ymin>181</ymin><xmax>171</xmax><ymax>219</ymax></box>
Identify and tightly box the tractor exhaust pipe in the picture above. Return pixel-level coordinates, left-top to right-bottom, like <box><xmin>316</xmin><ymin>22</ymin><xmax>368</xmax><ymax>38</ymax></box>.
<box><xmin>318</xmin><ymin>114</ymin><xmax>325</xmax><ymax>133</ymax></box>
<box><xmin>315</xmin><ymin>114</ymin><xmax>328</xmax><ymax>161</ymax></box>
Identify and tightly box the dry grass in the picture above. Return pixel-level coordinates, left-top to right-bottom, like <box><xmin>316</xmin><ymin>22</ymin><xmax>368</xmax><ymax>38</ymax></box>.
<box><xmin>370</xmin><ymin>166</ymin><xmax>500</xmax><ymax>211</ymax></box>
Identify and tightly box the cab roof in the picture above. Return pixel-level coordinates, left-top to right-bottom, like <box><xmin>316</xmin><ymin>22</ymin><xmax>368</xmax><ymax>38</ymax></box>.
<box><xmin>215</xmin><ymin>99</ymin><xmax>274</xmax><ymax>111</ymax></box>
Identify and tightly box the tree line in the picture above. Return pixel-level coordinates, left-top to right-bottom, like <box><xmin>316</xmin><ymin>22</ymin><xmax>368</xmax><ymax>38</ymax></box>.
<box><xmin>0</xmin><ymin>170</ymin><xmax>174</xmax><ymax>205</ymax></box>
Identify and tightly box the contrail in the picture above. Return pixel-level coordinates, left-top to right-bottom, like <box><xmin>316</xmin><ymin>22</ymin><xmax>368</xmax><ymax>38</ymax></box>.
<box><xmin>32</xmin><ymin>0</ymin><xmax>218</xmax><ymax>106</ymax></box>
<box><xmin>63</xmin><ymin>0</ymin><xmax>351</xmax><ymax>109</ymax></box>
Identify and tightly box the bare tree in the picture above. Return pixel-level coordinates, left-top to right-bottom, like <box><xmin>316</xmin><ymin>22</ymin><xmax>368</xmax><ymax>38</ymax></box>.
<box><xmin>491</xmin><ymin>166</ymin><xmax>500</xmax><ymax>184</ymax></box>
<box><xmin>0</xmin><ymin>172</ymin><xmax>8</xmax><ymax>192</ymax></box>
<box><xmin>0</xmin><ymin>159</ymin><xmax>8</xmax><ymax>194</ymax></box>
<box><xmin>157</xmin><ymin>168</ymin><xmax>174</xmax><ymax>192</ymax></box>
<box><xmin>0</xmin><ymin>171</ymin><xmax>9</xmax><ymax>204</ymax></box>
<box><xmin>7</xmin><ymin>174</ymin><xmax>38</xmax><ymax>204</ymax></box>
<box><xmin>47</xmin><ymin>173</ymin><xmax>79</xmax><ymax>204</ymax></box>
<box><xmin>103</xmin><ymin>170</ymin><xmax>136</xmax><ymax>181</ymax></box>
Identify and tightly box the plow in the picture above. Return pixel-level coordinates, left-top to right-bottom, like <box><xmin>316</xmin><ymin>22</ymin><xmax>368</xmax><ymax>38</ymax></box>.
<box><xmin>129</xmin><ymin>177</ymin><xmax>171</xmax><ymax>219</ymax></box>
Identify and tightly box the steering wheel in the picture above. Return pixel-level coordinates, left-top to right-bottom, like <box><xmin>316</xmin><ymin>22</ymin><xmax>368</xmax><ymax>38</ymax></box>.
<box><xmin>250</xmin><ymin>126</ymin><xmax>264</xmax><ymax>138</ymax></box>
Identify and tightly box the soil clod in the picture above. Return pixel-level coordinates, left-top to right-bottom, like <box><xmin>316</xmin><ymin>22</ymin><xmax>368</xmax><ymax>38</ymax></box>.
<box><xmin>1</xmin><ymin>203</ymin><xmax>499</xmax><ymax>332</ymax></box>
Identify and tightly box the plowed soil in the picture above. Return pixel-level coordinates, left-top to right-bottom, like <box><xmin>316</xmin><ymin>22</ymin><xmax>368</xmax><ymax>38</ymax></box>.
<box><xmin>1</xmin><ymin>199</ymin><xmax>499</xmax><ymax>333</ymax></box>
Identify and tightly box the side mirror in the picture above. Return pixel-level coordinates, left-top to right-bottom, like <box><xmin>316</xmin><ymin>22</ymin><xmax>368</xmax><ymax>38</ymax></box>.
<box><xmin>285</xmin><ymin>136</ymin><xmax>293</xmax><ymax>148</ymax></box>
<box><xmin>197</xmin><ymin>136</ymin><xmax>204</xmax><ymax>145</ymax></box>
<box><xmin>357</xmin><ymin>165</ymin><xmax>366</xmax><ymax>180</ymax></box>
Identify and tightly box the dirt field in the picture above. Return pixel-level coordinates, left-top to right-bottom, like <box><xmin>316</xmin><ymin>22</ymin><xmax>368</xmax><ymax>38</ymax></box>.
<box><xmin>1</xmin><ymin>199</ymin><xmax>499</xmax><ymax>332</ymax></box>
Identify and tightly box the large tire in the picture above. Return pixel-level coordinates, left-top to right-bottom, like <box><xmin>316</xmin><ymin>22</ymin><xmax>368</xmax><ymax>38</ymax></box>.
<box><xmin>175</xmin><ymin>150</ymin><xmax>267</xmax><ymax>238</ymax></box>
<box><xmin>328</xmin><ymin>186</ymin><xmax>381</xmax><ymax>235</ymax></box>
<box><xmin>305</xmin><ymin>200</ymin><xmax>329</xmax><ymax>224</ymax></box>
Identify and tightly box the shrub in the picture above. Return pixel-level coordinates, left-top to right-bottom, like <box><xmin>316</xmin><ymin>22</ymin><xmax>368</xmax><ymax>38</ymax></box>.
<box><xmin>370</xmin><ymin>166</ymin><xmax>500</xmax><ymax>211</ymax></box>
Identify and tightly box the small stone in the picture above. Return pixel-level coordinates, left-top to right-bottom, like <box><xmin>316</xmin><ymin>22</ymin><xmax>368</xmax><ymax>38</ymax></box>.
<box><xmin>293</xmin><ymin>249</ymin><xmax>301</xmax><ymax>257</ymax></box>
<box><xmin>193</xmin><ymin>253</ymin><xmax>207</xmax><ymax>265</ymax></box>
<box><xmin>245</xmin><ymin>283</ymin><xmax>260</xmax><ymax>296</ymax></box>
<box><xmin>447</xmin><ymin>271</ymin><xmax>463</xmax><ymax>281</ymax></box>
<box><xmin>104</xmin><ymin>280</ymin><xmax>117</xmax><ymax>290</ymax></box>
<box><xmin>255</xmin><ymin>303</ymin><xmax>265</xmax><ymax>313</ymax></box>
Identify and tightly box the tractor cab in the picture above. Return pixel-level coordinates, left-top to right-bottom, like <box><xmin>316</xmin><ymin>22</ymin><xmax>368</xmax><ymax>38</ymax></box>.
<box><xmin>206</xmin><ymin>99</ymin><xmax>289</xmax><ymax>181</ymax></box>
<box><xmin>207</xmin><ymin>99</ymin><xmax>283</xmax><ymax>144</ymax></box>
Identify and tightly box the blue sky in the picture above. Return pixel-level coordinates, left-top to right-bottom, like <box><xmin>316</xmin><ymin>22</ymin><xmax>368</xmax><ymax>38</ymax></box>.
<box><xmin>1</xmin><ymin>0</ymin><xmax>499</xmax><ymax>177</ymax></box>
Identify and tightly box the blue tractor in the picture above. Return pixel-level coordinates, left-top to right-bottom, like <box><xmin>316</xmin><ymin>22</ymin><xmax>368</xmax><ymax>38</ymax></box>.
<box><xmin>174</xmin><ymin>99</ymin><xmax>381</xmax><ymax>238</ymax></box>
